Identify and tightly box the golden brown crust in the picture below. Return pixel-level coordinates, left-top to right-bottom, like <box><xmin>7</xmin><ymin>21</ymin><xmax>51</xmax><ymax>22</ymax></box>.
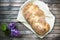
<box><xmin>22</xmin><ymin>2</ymin><xmax>50</xmax><ymax>36</ymax></box>
<box><xmin>22</xmin><ymin>2</ymin><xmax>33</xmax><ymax>13</ymax></box>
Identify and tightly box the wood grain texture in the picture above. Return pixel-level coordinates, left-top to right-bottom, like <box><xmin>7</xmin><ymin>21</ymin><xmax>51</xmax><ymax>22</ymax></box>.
<box><xmin>0</xmin><ymin>0</ymin><xmax>60</xmax><ymax>40</ymax></box>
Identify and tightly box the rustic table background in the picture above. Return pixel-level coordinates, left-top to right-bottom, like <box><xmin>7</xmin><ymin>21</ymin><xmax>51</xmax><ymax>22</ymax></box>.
<box><xmin>0</xmin><ymin>0</ymin><xmax>60</xmax><ymax>40</ymax></box>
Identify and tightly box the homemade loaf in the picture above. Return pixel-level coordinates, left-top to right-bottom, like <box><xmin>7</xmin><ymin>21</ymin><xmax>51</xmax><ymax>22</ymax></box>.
<box><xmin>22</xmin><ymin>2</ymin><xmax>50</xmax><ymax>36</ymax></box>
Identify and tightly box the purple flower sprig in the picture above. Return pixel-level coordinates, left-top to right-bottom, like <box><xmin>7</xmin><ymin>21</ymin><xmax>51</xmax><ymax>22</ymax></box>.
<box><xmin>11</xmin><ymin>29</ymin><xmax>20</xmax><ymax>37</ymax></box>
<box><xmin>8</xmin><ymin>22</ymin><xmax>16</xmax><ymax>29</ymax></box>
<box><xmin>7</xmin><ymin>22</ymin><xmax>21</xmax><ymax>37</ymax></box>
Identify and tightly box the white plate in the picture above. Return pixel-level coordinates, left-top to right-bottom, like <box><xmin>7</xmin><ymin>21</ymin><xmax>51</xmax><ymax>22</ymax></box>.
<box><xmin>17</xmin><ymin>0</ymin><xmax>55</xmax><ymax>38</ymax></box>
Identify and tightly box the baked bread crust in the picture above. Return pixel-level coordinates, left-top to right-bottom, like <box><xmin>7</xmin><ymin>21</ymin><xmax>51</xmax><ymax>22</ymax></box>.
<box><xmin>22</xmin><ymin>2</ymin><xmax>50</xmax><ymax>36</ymax></box>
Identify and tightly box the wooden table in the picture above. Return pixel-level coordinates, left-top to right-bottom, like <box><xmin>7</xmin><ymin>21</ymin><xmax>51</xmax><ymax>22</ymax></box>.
<box><xmin>0</xmin><ymin>0</ymin><xmax>60</xmax><ymax>40</ymax></box>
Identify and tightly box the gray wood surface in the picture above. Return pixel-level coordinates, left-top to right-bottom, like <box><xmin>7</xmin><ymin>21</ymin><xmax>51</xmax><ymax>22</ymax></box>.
<box><xmin>0</xmin><ymin>0</ymin><xmax>60</xmax><ymax>40</ymax></box>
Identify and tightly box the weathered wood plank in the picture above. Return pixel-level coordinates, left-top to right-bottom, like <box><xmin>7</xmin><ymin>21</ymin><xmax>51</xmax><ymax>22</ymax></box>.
<box><xmin>0</xmin><ymin>0</ymin><xmax>60</xmax><ymax>4</ymax></box>
<box><xmin>0</xmin><ymin>3</ymin><xmax>23</xmax><ymax>6</ymax></box>
<box><xmin>0</xmin><ymin>0</ymin><xmax>26</xmax><ymax>2</ymax></box>
<box><xmin>0</xmin><ymin>19</ymin><xmax>17</xmax><ymax>22</ymax></box>
<box><xmin>0</xmin><ymin>14</ymin><xmax>17</xmax><ymax>19</ymax></box>
<box><xmin>0</xmin><ymin>6</ymin><xmax>20</xmax><ymax>11</ymax></box>
<box><xmin>53</xmin><ymin>11</ymin><xmax>60</xmax><ymax>15</ymax></box>
<box><xmin>51</xmin><ymin>30</ymin><xmax>60</xmax><ymax>34</ymax></box>
<box><xmin>20</xmin><ymin>34</ymin><xmax>60</xmax><ymax>38</ymax></box>
<box><xmin>52</xmin><ymin>4</ymin><xmax>60</xmax><ymax>8</ymax></box>
<box><xmin>12</xmin><ymin>37</ymin><xmax>60</xmax><ymax>40</ymax></box>
<box><xmin>0</xmin><ymin>11</ymin><xmax>18</xmax><ymax>14</ymax></box>
<box><xmin>55</xmin><ymin>19</ymin><xmax>60</xmax><ymax>23</ymax></box>
<box><xmin>54</xmin><ymin>26</ymin><xmax>60</xmax><ymax>30</ymax></box>
<box><xmin>42</xmin><ymin>0</ymin><xmax>60</xmax><ymax>4</ymax></box>
<box><xmin>55</xmin><ymin>15</ymin><xmax>60</xmax><ymax>19</ymax></box>
<box><xmin>54</xmin><ymin>22</ymin><xmax>60</xmax><ymax>26</ymax></box>
<box><xmin>52</xmin><ymin>8</ymin><xmax>60</xmax><ymax>10</ymax></box>
<box><xmin>1</xmin><ymin>37</ymin><xmax>60</xmax><ymax>40</ymax></box>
